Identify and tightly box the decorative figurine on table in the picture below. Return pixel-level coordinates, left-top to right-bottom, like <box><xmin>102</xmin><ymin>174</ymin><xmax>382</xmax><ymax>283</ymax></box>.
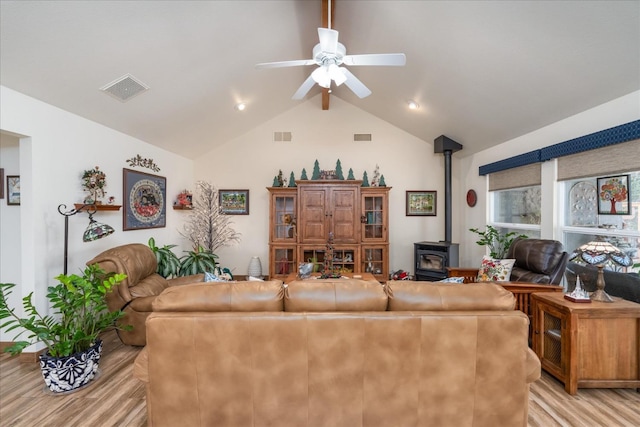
<box><xmin>564</xmin><ymin>276</ymin><xmax>591</xmax><ymax>303</ymax></box>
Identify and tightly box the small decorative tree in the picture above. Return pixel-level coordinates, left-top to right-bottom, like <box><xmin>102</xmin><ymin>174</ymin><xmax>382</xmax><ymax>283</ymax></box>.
<box><xmin>288</xmin><ymin>172</ymin><xmax>296</xmax><ymax>187</ymax></box>
<box><xmin>335</xmin><ymin>159</ymin><xmax>344</xmax><ymax>180</ymax></box>
<box><xmin>362</xmin><ymin>171</ymin><xmax>370</xmax><ymax>187</ymax></box>
<box><xmin>272</xmin><ymin>176</ymin><xmax>280</xmax><ymax>187</ymax></box>
<box><xmin>300</xmin><ymin>168</ymin><xmax>308</xmax><ymax>180</ymax></box>
<box><xmin>312</xmin><ymin>160</ymin><xmax>321</xmax><ymax>180</ymax></box>
<box><xmin>181</xmin><ymin>181</ymin><xmax>241</xmax><ymax>253</ymax></box>
<box><xmin>371</xmin><ymin>164</ymin><xmax>380</xmax><ymax>186</ymax></box>
<box><xmin>347</xmin><ymin>168</ymin><xmax>355</xmax><ymax>180</ymax></box>
<box><xmin>379</xmin><ymin>175</ymin><xmax>386</xmax><ymax>186</ymax></box>
<box><xmin>82</xmin><ymin>166</ymin><xmax>107</xmax><ymax>203</ymax></box>
<box><xmin>276</xmin><ymin>170</ymin><xmax>285</xmax><ymax>187</ymax></box>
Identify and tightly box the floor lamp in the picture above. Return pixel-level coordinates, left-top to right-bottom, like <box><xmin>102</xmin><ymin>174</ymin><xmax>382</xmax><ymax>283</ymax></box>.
<box><xmin>58</xmin><ymin>204</ymin><xmax>115</xmax><ymax>275</ymax></box>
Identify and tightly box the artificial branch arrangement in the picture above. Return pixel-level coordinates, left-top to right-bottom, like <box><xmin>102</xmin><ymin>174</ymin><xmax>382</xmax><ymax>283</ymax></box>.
<box><xmin>180</xmin><ymin>181</ymin><xmax>241</xmax><ymax>253</ymax></box>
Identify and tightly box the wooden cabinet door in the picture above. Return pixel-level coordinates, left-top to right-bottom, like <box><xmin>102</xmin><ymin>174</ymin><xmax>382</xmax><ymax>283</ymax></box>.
<box><xmin>298</xmin><ymin>186</ymin><xmax>327</xmax><ymax>243</ymax></box>
<box><xmin>330</xmin><ymin>185</ymin><xmax>359</xmax><ymax>243</ymax></box>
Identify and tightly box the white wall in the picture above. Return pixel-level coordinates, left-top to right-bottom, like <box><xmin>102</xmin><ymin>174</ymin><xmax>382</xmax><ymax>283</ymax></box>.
<box><xmin>194</xmin><ymin>95</ymin><xmax>449</xmax><ymax>276</ymax></box>
<box><xmin>0</xmin><ymin>133</ymin><xmax>22</xmax><ymax>315</ymax></box>
<box><xmin>0</xmin><ymin>86</ymin><xmax>194</xmax><ymax>343</ymax></box>
<box><xmin>457</xmin><ymin>90</ymin><xmax>640</xmax><ymax>266</ymax></box>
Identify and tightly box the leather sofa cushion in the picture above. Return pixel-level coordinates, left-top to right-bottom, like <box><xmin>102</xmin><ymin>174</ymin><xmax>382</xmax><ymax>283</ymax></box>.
<box><xmin>508</xmin><ymin>238</ymin><xmax>565</xmax><ymax>276</ymax></box>
<box><xmin>285</xmin><ymin>279</ymin><xmax>387</xmax><ymax>311</ymax></box>
<box><xmin>129</xmin><ymin>273</ymin><xmax>169</xmax><ymax>298</ymax></box>
<box><xmin>509</xmin><ymin>267</ymin><xmax>551</xmax><ymax>284</ymax></box>
<box><xmin>152</xmin><ymin>280</ymin><xmax>284</xmax><ymax>312</ymax></box>
<box><xmin>386</xmin><ymin>281</ymin><xmax>515</xmax><ymax>311</ymax></box>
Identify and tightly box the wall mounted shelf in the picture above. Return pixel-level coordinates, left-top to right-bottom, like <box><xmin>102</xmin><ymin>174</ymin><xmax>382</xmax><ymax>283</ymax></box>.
<box><xmin>74</xmin><ymin>204</ymin><xmax>121</xmax><ymax>211</ymax></box>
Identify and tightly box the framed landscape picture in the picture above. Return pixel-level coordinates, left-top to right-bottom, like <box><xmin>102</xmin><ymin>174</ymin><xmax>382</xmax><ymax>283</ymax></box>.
<box><xmin>597</xmin><ymin>174</ymin><xmax>630</xmax><ymax>215</ymax></box>
<box><xmin>406</xmin><ymin>190</ymin><xmax>436</xmax><ymax>216</ymax></box>
<box><xmin>123</xmin><ymin>168</ymin><xmax>167</xmax><ymax>230</ymax></box>
<box><xmin>219</xmin><ymin>189</ymin><xmax>249</xmax><ymax>215</ymax></box>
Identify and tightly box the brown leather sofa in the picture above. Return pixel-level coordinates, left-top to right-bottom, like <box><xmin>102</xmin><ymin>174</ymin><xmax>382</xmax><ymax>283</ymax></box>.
<box><xmin>87</xmin><ymin>243</ymin><xmax>204</xmax><ymax>346</ymax></box>
<box><xmin>134</xmin><ymin>279</ymin><xmax>540</xmax><ymax>427</ymax></box>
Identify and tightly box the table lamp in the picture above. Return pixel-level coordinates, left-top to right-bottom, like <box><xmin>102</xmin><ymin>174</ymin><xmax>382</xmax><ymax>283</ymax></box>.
<box><xmin>569</xmin><ymin>239</ymin><xmax>632</xmax><ymax>302</ymax></box>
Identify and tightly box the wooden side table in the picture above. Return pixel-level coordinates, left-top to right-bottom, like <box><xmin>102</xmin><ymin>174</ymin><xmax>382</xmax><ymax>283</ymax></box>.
<box><xmin>531</xmin><ymin>292</ymin><xmax>640</xmax><ymax>394</ymax></box>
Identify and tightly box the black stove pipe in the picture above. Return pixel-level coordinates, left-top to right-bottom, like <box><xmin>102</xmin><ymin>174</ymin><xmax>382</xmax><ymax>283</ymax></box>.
<box><xmin>434</xmin><ymin>136</ymin><xmax>463</xmax><ymax>243</ymax></box>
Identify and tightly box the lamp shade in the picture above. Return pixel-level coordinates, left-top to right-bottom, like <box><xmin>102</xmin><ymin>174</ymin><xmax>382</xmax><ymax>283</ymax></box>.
<box><xmin>569</xmin><ymin>240</ymin><xmax>632</xmax><ymax>267</ymax></box>
<box><xmin>311</xmin><ymin>66</ymin><xmax>331</xmax><ymax>88</ymax></box>
<box><xmin>83</xmin><ymin>216</ymin><xmax>115</xmax><ymax>242</ymax></box>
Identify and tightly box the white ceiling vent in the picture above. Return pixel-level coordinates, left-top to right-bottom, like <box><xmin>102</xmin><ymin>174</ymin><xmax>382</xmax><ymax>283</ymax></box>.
<box><xmin>100</xmin><ymin>74</ymin><xmax>149</xmax><ymax>102</ymax></box>
<box><xmin>273</xmin><ymin>131</ymin><xmax>292</xmax><ymax>142</ymax></box>
<box><xmin>354</xmin><ymin>133</ymin><xmax>372</xmax><ymax>142</ymax></box>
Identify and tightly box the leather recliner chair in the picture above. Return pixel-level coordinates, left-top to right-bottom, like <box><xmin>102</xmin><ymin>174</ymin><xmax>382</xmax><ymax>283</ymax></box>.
<box><xmin>448</xmin><ymin>237</ymin><xmax>569</xmax><ymax>285</ymax></box>
<box><xmin>87</xmin><ymin>243</ymin><xmax>203</xmax><ymax>346</ymax></box>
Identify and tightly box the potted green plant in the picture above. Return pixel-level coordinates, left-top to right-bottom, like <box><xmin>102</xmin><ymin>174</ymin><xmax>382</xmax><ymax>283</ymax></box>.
<box><xmin>179</xmin><ymin>245</ymin><xmax>219</xmax><ymax>276</ymax></box>
<box><xmin>0</xmin><ymin>264</ymin><xmax>128</xmax><ymax>393</ymax></box>
<box><xmin>469</xmin><ymin>225</ymin><xmax>528</xmax><ymax>259</ymax></box>
<box><xmin>148</xmin><ymin>237</ymin><xmax>181</xmax><ymax>278</ymax></box>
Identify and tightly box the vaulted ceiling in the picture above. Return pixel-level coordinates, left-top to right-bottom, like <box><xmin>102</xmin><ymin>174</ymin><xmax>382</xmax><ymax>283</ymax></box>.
<box><xmin>1</xmin><ymin>1</ymin><xmax>638</xmax><ymax>159</ymax></box>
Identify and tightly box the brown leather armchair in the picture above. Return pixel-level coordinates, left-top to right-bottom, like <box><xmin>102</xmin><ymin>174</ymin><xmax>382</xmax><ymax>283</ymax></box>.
<box><xmin>449</xmin><ymin>237</ymin><xmax>568</xmax><ymax>285</ymax></box>
<box><xmin>87</xmin><ymin>243</ymin><xmax>203</xmax><ymax>346</ymax></box>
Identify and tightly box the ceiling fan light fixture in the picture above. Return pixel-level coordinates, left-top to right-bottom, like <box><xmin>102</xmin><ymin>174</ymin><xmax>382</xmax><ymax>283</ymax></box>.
<box><xmin>311</xmin><ymin>67</ymin><xmax>331</xmax><ymax>88</ymax></box>
<box><xmin>328</xmin><ymin>64</ymin><xmax>347</xmax><ymax>86</ymax></box>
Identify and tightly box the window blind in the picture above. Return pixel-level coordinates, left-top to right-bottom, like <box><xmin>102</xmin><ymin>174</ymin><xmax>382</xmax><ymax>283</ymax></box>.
<box><xmin>489</xmin><ymin>163</ymin><xmax>541</xmax><ymax>191</ymax></box>
<box><xmin>557</xmin><ymin>139</ymin><xmax>640</xmax><ymax>181</ymax></box>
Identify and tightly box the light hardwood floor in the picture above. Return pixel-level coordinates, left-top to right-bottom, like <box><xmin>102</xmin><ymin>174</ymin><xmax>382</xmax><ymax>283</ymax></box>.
<box><xmin>1</xmin><ymin>330</ymin><xmax>639</xmax><ymax>427</ymax></box>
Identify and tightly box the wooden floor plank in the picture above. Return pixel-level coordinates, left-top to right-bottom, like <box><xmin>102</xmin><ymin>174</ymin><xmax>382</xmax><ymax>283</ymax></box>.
<box><xmin>1</xmin><ymin>330</ymin><xmax>639</xmax><ymax>427</ymax></box>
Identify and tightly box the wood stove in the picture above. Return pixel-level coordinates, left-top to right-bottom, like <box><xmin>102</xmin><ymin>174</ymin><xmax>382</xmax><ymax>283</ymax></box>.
<box><xmin>414</xmin><ymin>241</ymin><xmax>459</xmax><ymax>281</ymax></box>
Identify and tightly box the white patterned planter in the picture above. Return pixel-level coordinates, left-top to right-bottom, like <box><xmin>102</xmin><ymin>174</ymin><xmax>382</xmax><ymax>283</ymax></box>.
<box><xmin>39</xmin><ymin>339</ymin><xmax>103</xmax><ymax>393</ymax></box>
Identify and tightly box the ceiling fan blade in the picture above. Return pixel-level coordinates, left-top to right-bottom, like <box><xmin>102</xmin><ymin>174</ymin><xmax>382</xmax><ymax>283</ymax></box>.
<box><xmin>318</xmin><ymin>27</ymin><xmax>339</xmax><ymax>53</ymax></box>
<box><xmin>256</xmin><ymin>59</ymin><xmax>316</xmax><ymax>69</ymax></box>
<box><xmin>292</xmin><ymin>74</ymin><xmax>317</xmax><ymax>100</ymax></box>
<box><xmin>341</xmin><ymin>68</ymin><xmax>372</xmax><ymax>98</ymax></box>
<box><xmin>342</xmin><ymin>53</ymin><xmax>406</xmax><ymax>66</ymax></box>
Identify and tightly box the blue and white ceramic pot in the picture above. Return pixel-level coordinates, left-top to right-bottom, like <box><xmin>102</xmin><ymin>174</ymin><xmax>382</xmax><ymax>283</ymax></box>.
<box><xmin>39</xmin><ymin>339</ymin><xmax>103</xmax><ymax>393</ymax></box>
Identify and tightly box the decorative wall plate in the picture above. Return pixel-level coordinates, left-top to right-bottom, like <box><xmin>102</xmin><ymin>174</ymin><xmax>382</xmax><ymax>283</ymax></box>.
<box><xmin>466</xmin><ymin>189</ymin><xmax>477</xmax><ymax>207</ymax></box>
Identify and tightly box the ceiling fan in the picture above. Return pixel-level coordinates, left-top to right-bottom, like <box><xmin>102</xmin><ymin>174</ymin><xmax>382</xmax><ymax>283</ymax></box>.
<box><xmin>255</xmin><ymin>1</ymin><xmax>405</xmax><ymax>104</ymax></box>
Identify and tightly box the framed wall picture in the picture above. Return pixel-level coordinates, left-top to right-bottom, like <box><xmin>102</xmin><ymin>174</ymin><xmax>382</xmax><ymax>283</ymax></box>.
<box><xmin>123</xmin><ymin>168</ymin><xmax>166</xmax><ymax>230</ymax></box>
<box><xmin>597</xmin><ymin>174</ymin><xmax>630</xmax><ymax>215</ymax></box>
<box><xmin>406</xmin><ymin>190</ymin><xmax>436</xmax><ymax>216</ymax></box>
<box><xmin>0</xmin><ymin>168</ymin><xmax>4</xmax><ymax>199</ymax></box>
<box><xmin>7</xmin><ymin>175</ymin><xmax>20</xmax><ymax>206</ymax></box>
<box><xmin>219</xmin><ymin>189</ymin><xmax>249</xmax><ymax>215</ymax></box>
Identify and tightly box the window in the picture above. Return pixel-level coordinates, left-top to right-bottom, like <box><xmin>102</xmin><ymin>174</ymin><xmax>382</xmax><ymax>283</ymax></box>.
<box><xmin>560</xmin><ymin>171</ymin><xmax>640</xmax><ymax>273</ymax></box>
<box><xmin>489</xmin><ymin>185</ymin><xmax>542</xmax><ymax>241</ymax></box>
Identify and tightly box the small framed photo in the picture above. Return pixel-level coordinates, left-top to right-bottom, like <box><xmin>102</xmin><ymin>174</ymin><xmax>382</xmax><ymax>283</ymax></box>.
<box><xmin>7</xmin><ymin>175</ymin><xmax>20</xmax><ymax>206</ymax></box>
<box><xmin>123</xmin><ymin>168</ymin><xmax>167</xmax><ymax>230</ymax></box>
<box><xmin>219</xmin><ymin>189</ymin><xmax>249</xmax><ymax>215</ymax></box>
<box><xmin>406</xmin><ymin>190</ymin><xmax>436</xmax><ymax>216</ymax></box>
<box><xmin>597</xmin><ymin>174</ymin><xmax>630</xmax><ymax>215</ymax></box>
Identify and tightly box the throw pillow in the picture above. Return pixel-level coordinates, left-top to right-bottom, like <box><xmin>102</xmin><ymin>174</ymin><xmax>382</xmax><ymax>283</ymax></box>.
<box><xmin>437</xmin><ymin>277</ymin><xmax>465</xmax><ymax>284</ymax></box>
<box><xmin>204</xmin><ymin>271</ymin><xmax>226</xmax><ymax>282</ymax></box>
<box><xmin>476</xmin><ymin>256</ymin><xmax>515</xmax><ymax>282</ymax></box>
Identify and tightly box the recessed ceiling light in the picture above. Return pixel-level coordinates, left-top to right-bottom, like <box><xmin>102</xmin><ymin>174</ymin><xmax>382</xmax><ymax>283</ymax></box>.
<box><xmin>408</xmin><ymin>100</ymin><xmax>419</xmax><ymax>110</ymax></box>
<box><xmin>235</xmin><ymin>102</ymin><xmax>246</xmax><ymax>111</ymax></box>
